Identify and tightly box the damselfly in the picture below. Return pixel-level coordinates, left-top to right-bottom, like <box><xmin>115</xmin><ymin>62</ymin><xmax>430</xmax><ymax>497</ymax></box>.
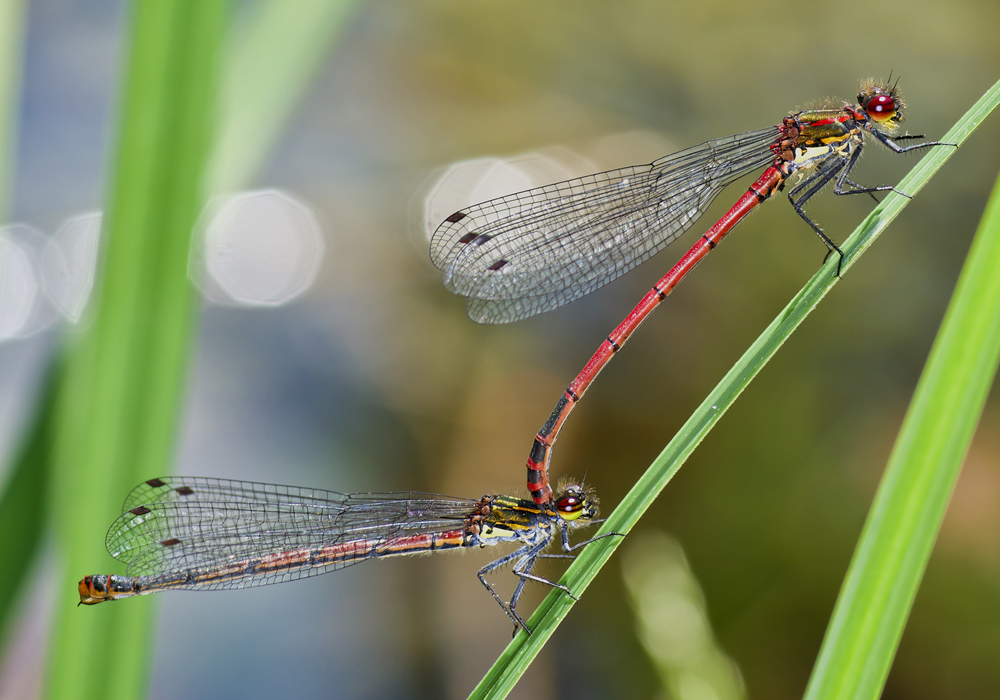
<box><xmin>79</xmin><ymin>477</ymin><xmax>614</xmax><ymax>632</ymax></box>
<box><xmin>430</xmin><ymin>78</ymin><xmax>953</xmax><ymax>506</ymax></box>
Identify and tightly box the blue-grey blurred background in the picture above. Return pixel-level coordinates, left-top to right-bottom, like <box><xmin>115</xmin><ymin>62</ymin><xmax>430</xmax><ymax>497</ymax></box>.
<box><xmin>0</xmin><ymin>1</ymin><xmax>997</xmax><ymax>698</ymax></box>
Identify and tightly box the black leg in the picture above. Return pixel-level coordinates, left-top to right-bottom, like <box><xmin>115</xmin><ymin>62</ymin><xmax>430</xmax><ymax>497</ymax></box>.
<box><xmin>868</xmin><ymin>128</ymin><xmax>956</xmax><ymax>154</ymax></box>
<box><xmin>786</xmin><ymin>157</ymin><xmax>849</xmax><ymax>274</ymax></box>
<box><xmin>831</xmin><ymin>146</ymin><xmax>906</xmax><ymax>198</ymax></box>
<box><xmin>477</xmin><ymin>544</ymin><xmax>536</xmax><ymax>631</ymax></box>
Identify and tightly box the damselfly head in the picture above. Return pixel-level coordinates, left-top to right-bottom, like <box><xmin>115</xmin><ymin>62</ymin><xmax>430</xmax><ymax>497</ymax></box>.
<box><xmin>858</xmin><ymin>79</ymin><xmax>907</xmax><ymax>131</ymax></box>
<box><xmin>553</xmin><ymin>482</ymin><xmax>599</xmax><ymax>522</ymax></box>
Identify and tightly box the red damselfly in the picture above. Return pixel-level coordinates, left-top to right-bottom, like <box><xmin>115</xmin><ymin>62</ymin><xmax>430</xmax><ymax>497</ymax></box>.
<box><xmin>79</xmin><ymin>476</ymin><xmax>615</xmax><ymax>632</ymax></box>
<box><xmin>430</xmin><ymin>78</ymin><xmax>952</xmax><ymax>506</ymax></box>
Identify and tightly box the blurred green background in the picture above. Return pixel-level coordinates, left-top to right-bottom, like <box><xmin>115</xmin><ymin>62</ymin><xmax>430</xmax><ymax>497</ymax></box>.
<box><xmin>0</xmin><ymin>1</ymin><xmax>996</xmax><ymax>699</ymax></box>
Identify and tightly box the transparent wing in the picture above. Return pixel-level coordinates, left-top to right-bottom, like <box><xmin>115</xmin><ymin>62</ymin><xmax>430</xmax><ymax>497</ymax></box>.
<box><xmin>106</xmin><ymin>477</ymin><xmax>478</xmax><ymax>588</ymax></box>
<box><xmin>430</xmin><ymin>127</ymin><xmax>777</xmax><ymax>324</ymax></box>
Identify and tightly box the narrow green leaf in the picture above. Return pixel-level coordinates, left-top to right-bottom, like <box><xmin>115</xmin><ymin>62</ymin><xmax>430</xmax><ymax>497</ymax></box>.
<box><xmin>0</xmin><ymin>0</ymin><xmax>33</xmax><ymax>647</ymax></box>
<box><xmin>1</xmin><ymin>0</ymin><xmax>362</xmax><ymax>692</ymax></box>
<box><xmin>0</xmin><ymin>362</ymin><xmax>59</xmax><ymax>650</ymax></box>
<box><xmin>468</xmin><ymin>79</ymin><xmax>1000</xmax><ymax>700</ymax></box>
<box><xmin>43</xmin><ymin>3</ymin><xmax>226</xmax><ymax>699</ymax></box>
<box><xmin>803</xmin><ymin>160</ymin><xmax>1000</xmax><ymax>699</ymax></box>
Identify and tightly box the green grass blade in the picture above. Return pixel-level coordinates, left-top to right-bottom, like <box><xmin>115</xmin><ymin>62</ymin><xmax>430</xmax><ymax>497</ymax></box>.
<box><xmin>0</xmin><ymin>362</ymin><xmax>59</xmax><ymax>650</ymax></box>
<box><xmin>43</xmin><ymin>2</ymin><xmax>226</xmax><ymax>699</ymax></box>
<box><xmin>0</xmin><ymin>0</ymin><xmax>360</xmax><ymax>689</ymax></box>
<box><xmin>0</xmin><ymin>0</ymin><xmax>32</xmax><ymax>646</ymax></box>
<box><xmin>468</xmin><ymin>78</ymin><xmax>1000</xmax><ymax>700</ymax></box>
<box><xmin>802</xmin><ymin>158</ymin><xmax>1000</xmax><ymax>698</ymax></box>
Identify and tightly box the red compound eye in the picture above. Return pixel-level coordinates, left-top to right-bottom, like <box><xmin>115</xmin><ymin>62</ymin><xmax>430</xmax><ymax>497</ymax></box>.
<box><xmin>557</xmin><ymin>494</ymin><xmax>581</xmax><ymax>513</ymax></box>
<box><xmin>555</xmin><ymin>487</ymin><xmax>586</xmax><ymax>521</ymax></box>
<box><xmin>866</xmin><ymin>93</ymin><xmax>897</xmax><ymax>122</ymax></box>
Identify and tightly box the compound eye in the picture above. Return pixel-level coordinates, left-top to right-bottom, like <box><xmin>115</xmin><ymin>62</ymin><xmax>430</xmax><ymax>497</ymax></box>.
<box><xmin>866</xmin><ymin>93</ymin><xmax>897</xmax><ymax>122</ymax></box>
<box><xmin>555</xmin><ymin>488</ymin><xmax>585</xmax><ymax>521</ymax></box>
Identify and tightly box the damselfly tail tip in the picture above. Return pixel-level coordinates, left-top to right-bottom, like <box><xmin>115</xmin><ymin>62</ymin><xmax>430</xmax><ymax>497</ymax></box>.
<box><xmin>78</xmin><ymin>574</ymin><xmax>139</xmax><ymax>605</ymax></box>
<box><xmin>78</xmin><ymin>575</ymin><xmax>109</xmax><ymax>605</ymax></box>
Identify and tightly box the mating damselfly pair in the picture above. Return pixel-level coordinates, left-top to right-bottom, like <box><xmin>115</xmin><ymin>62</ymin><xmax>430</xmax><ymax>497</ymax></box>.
<box><xmin>80</xmin><ymin>79</ymin><xmax>951</xmax><ymax>632</ymax></box>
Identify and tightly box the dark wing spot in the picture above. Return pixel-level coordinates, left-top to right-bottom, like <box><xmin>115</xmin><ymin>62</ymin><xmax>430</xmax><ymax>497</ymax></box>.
<box><xmin>129</xmin><ymin>506</ymin><xmax>151</xmax><ymax>515</ymax></box>
<box><xmin>458</xmin><ymin>232</ymin><xmax>478</xmax><ymax>244</ymax></box>
<box><xmin>174</xmin><ymin>486</ymin><xmax>194</xmax><ymax>496</ymax></box>
<box><xmin>160</xmin><ymin>538</ymin><xmax>181</xmax><ymax>547</ymax></box>
<box><xmin>145</xmin><ymin>478</ymin><xmax>166</xmax><ymax>487</ymax></box>
<box><xmin>445</xmin><ymin>211</ymin><xmax>467</xmax><ymax>223</ymax></box>
<box><xmin>487</xmin><ymin>259</ymin><xmax>508</xmax><ymax>271</ymax></box>
<box><xmin>473</xmin><ymin>234</ymin><xmax>492</xmax><ymax>246</ymax></box>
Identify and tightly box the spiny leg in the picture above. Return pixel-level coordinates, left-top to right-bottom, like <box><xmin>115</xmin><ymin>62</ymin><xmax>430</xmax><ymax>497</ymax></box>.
<box><xmin>478</xmin><ymin>544</ymin><xmax>539</xmax><ymax>632</ymax></box>
<box><xmin>539</xmin><ymin>524</ymin><xmax>626</xmax><ymax>560</ymax></box>
<box><xmin>832</xmin><ymin>146</ymin><xmax>908</xmax><ymax>199</ymax></box>
<box><xmin>510</xmin><ymin>528</ymin><xmax>628</xmax><ymax>610</ymax></box>
<box><xmin>560</xmin><ymin>525</ymin><xmax>626</xmax><ymax>553</ymax></box>
<box><xmin>787</xmin><ymin>157</ymin><xmax>849</xmax><ymax>274</ymax></box>
<box><xmin>868</xmin><ymin>129</ymin><xmax>956</xmax><ymax>154</ymax></box>
<box><xmin>505</xmin><ymin>543</ymin><xmax>567</xmax><ymax>636</ymax></box>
